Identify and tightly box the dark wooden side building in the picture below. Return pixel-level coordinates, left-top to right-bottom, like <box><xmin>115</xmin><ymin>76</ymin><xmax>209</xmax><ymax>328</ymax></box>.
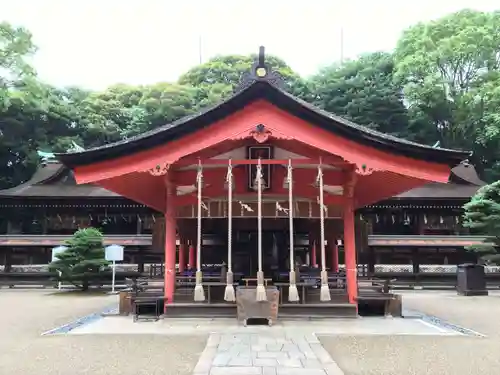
<box><xmin>0</xmin><ymin>158</ymin><xmax>487</xmax><ymax>271</ymax></box>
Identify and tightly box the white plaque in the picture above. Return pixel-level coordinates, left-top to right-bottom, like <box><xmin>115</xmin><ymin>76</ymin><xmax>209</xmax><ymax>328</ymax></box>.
<box><xmin>105</xmin><ymin>245</ymin><xmax>124</xmax><ymax>261</ymax></box>
<box><xmin>51</xmin><ymin>246</ymin><xmax>68</xmax><ymax>262</ymax></box>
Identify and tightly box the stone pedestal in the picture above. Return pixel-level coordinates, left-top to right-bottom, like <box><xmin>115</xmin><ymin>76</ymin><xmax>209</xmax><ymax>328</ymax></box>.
<box><xmin>119</xmin><ymin>291</ymin><xmax>132</xmax><ymax>315</ymax></box>
<box><xmin>236</xmin><ymin>286</ymin><xmax>279</xmax><ymax>326</ymax></box>
<box><xmin>457</xmin><ymin>263</ymin><xmax>488</xmax><ymax>296</ymax></box>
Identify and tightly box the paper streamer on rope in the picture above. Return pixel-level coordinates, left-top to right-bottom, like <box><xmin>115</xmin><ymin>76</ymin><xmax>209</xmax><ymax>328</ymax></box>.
<box><xmin>239</xmin><ymin>201</ymin><xmax>254</xmax><ymax>212</ymax></box>
<box><xmin>194</xmin><ymin>160</ymin><xmax>205</xmax><ymax>301</ymax></box>
<box><xmin>255</xmin><ymin>158</ymin><xmax>267</xmax><ymax>301</ymax></box>
<box><xmin>224</xmin><ymin>159</ymin><xmax>235</xmax><ymax>302</ymax></box>
<box><xmin>317</xmin><ymin>163</ymin><xmax>331</xmax><ymax>301</ymax></box>
<box><xmin>287</xmin><ymin>159</ymin><xmax>299</xmax><ymax>302</ymax></box>
<box><xmin>276</xmin><ymin>201</ymin><xmax>289</xmax><ymax>215</ymax></box>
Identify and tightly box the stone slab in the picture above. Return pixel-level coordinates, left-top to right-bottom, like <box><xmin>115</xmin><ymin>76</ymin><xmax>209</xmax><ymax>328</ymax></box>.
<box><xmin>192</xmin><ymin>332</ymin><xmax>341</xmax><ymax>375</ymax></box>
<box><xmin>61</xmin><ymin>309</ymin><xmax>474</xmax><ymax>375</ymax></box>
<box><xmin>210</xmin><ymin>367</ymin><xmax>262</xmax><ymax>375</ymax></box>
<box><xmin>276</xmin><ymin>369</ymin><xmax>327</xmax><ymax>375</ymax></box>
<box><xmin>68</xmin><ymin>316</ymin><xmax>461</xmax><ymax>336</ymax></box>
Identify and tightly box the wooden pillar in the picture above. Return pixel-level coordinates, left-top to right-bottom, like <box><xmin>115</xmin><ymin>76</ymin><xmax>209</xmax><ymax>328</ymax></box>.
<box><xmin>311</xmin><ymin>241</ymin><xmax>318</xmax><ymax>268</ymax></box>
<box><xmin>188</xmin><ymin>242</ymin><xmax>195</xmax><ymax>270</ymax></box>
<box><xmin>331</xmin><ymin>239</ymin><xmax>339</xmax><ymax>272</ymax></box>
<box><xmin>412</xmin><ymin>248</ymin><xmax>420</xmax><ymax>286</ymax></box>
<box><xmin>178</xmin><ymin>242</ymin><xmax>186</xmax><ymax>274</ymax></box>
<box><xmin>4</xmin><ymin>249</ymin><xmax>12</xmax><ymax>273</ymax></box>
<box><xmin>367</xmin><ymin>246</ymin><xmax>376</xmax><ymax>276</ymax></box>
<box><xmin>164</xmin><ymin>183</ymin><xmax>177</xmax><ymax>304</ymax></box>
<box><xmin>344</xmin><ymin>197</ymin><xmax>358</xmax><ymax>304</ymax></box>
<box><xmin>137</xmin><ymin>252</ymin><xmax>145</xmax><ymax>274</ymax></box>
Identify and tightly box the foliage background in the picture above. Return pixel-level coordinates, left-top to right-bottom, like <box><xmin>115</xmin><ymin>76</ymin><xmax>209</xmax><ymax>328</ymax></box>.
<box><xmin>2</xmin><ymin>9</ymin><xmax>500</xmax><ymax>189</ymax></box>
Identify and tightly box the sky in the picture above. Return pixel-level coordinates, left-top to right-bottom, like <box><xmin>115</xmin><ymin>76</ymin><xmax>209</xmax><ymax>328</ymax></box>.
<box><xmin>1</xmin><ymin>0</ymin><xmax>499</xmax><ymax>90</ymax></box>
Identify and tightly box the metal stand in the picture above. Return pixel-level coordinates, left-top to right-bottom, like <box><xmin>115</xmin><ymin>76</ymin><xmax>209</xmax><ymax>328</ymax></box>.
<box><xmin>111</xmin><ymin>260</ymin><xmax>116</xmax><ymax>293</ymax></box>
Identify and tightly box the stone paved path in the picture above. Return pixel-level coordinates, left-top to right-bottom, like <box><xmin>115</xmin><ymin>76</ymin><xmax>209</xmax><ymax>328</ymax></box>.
<box><xmin>192</xmin><ymin>332</ymin><xmax>344</xmax><ymax>375</ymax></box>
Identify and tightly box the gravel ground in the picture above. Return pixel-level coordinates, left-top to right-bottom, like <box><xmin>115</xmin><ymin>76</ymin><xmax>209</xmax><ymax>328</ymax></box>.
<box><xmin>402</xmin><ymin>290</ymin><xmax>500</xmax><ymax>336</ymax></box>
<box><xmin>320</xmin><ymin>291</ymin><xmax>500</xmax><ymax>375</ymax></box>
<box><xmin>0</xmin><ymin>290</ymin><xmax>206</xmax><ymax>375</ymax></box>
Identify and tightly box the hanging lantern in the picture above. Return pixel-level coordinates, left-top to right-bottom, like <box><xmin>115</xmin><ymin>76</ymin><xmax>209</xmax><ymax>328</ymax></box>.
<box><xmin>375</xmin><ymin>214</ymin><xmax>379</xmax><ymax>223</ymax></box>
<box><xmin>440</xmin><ymin>216</ymin><xmax>444</xmax><ymax>224</ymax></box>
<box><xmin>403</xmin><ymin>212</ymin><xmax>410</xmax><ymax>225</ymax></box>
<box><xmin>424</xmin><ymin>214</ymin><xmax>428</xmax><ymax>224</ymax></box>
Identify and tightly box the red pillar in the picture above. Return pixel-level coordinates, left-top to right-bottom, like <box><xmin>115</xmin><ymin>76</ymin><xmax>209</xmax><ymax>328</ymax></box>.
<box><xmin>188</xmin><ymin>243</ymin><xmax>195</xmax><ymax>269</ymax></box>
<box><xmin>311</xmin><ymin>241</ymin><xmax>318</xmax><ymax>268</ymax></box>
<box><xmin>178</xmin><ymin>242</ymin><xmax>185</xmax><ymax>274</ymax></box>
<box><xmin>164</xmin><ymin>183</ymin><xmax>176</xmax><ymax>305</ymax></box>
<box><xmin>331</xmin><ymin>239</ymin><xmax>339</xmax><ymax>272</ymax></box>
<box><xmin>344</xmin><ymin>198</ymin><xmax>358</xmax><ymax>304</ymax></box>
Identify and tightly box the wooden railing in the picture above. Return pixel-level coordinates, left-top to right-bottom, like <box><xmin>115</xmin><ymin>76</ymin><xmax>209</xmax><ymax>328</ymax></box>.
<box><xmin>0</xmin><ymin>233</ymin><xmax>492</xmax><ymax>247</ymax></box>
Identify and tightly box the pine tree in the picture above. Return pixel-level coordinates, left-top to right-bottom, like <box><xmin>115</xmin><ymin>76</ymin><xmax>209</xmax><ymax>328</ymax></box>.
<box><xmin>463</xmin><ymin>181</ymin><xmax>500</xmax><ymax>262</ymax></box>
<box><xmin>49</xmin><ymin>227</ymin><xmax>109</xmax><ymax>291</ymax></box>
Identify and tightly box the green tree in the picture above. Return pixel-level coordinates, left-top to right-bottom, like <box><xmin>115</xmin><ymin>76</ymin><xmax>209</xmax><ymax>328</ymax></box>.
<box><xmin>179</xmin><ymin>54</ymin><xmax>309</xmax><ymax>102</ymax></box>
<box><xmin>137</xmin><ymin>82</ymin><xmax>199</xmax><ymax>131</ymax></box>
<box><xmin>309</xmin><ymin>52</ymin><xmax>410</xmax><ymax>137</ymax></box>
<box><xmin>0</xmin><ymin>81</ymin><xmax>84</xmax><ymax>189</ymax></box>
<box><xmin>394</xmin><ymin>9</ymin><xmax>500</xmax><ymax>165</ymax></box>
<box><xmin>48</xmin><ymin>228</ymin><xmax>109</xmax><ymax>291</ymax></box>
<box><xmin>463</xmin><ymin>181</ymin><xmax>500</xmax><ymax>263</ymax></box>
<box><xmin>0</xmin><ymin>23</ymin><xmax>87</xmax><ymax>189</ymax></box>
<box><xmin>74</xmin><ymin>83</ymin><xmax>200</xmax><ymax>144</ymax></box>
<box><xmin>0</xmin><ymin>21</ymin><xmax>36</xmax><ymax>108</ymax></box>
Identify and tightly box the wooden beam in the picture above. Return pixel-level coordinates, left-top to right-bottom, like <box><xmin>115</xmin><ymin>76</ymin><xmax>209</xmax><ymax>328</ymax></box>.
<box><xmin>174</xmin><ymin>185</ymin><xmax>345</xmax><ymax>207</ymax></box>
<box><xmin>173</xmin><ymin>166</ymin><xmax>345</xmax><ymax>186</ymax></box>
<box><xmin>174</xmin><ymin>158</ymin><xmax>347</xmax><ymax>167</ymax></box>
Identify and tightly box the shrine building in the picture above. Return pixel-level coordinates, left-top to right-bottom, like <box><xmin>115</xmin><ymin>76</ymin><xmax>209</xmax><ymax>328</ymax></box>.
<box><xmin>56</xmin><ymin>47</ymin><xmax>470</xmax><ymax>313</ymax></box>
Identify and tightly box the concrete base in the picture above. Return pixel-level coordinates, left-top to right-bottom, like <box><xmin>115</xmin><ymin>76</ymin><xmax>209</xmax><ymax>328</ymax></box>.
<box><xmin>279</xmin><ymin>303</ymin><xmax>358</xmax><ymax>318</ymax></box>
<box><xmin>164</xmin><ymin>303</ymin><xmax>235</xmax><ymax>318</ymax></box>
<box><xmin>67</xmin><ymin>315</ymin><xmax>464</xmax><ymax>336</ymax></box>
<box><xmin>457</xmin><ymin>290</ymin><xmax>489</xmax><ymax>296</ymax></box>
<box><xmin>162</xmin><ymin>302</ymin><xmax>359</xmax><ymax>319</ymax></box>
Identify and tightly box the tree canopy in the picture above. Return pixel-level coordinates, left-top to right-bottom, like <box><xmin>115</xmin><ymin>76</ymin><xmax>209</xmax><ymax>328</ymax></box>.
<box><xmin>48</xmin><ymin>227</ymin><xmax>109</xmax><ymax>291</ymax></box>
<box><xmin>2</xmin><ymin>9</ymin><xmax>500</xmax><ymax>189</ymax></box>
<box><xmin>394</xmin><ymin>9</ymin><xmax>500</xmax><ymax>179</ymax></box>
<box><xmin>309</xmin><ymin>52</ymin><xmax>410</xmax><ymax>138</ymax></box>
<box><xmin>463</xmin><ymin>181</ymin><xmax>500</xmax><ymax>262</ymax></box>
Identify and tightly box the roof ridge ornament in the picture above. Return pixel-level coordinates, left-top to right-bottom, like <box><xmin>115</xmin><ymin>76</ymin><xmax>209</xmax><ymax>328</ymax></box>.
<box><xmin>234</xmin><ymin>46</ymin><xmax>286</xmax><ymax>93</ymax></box>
